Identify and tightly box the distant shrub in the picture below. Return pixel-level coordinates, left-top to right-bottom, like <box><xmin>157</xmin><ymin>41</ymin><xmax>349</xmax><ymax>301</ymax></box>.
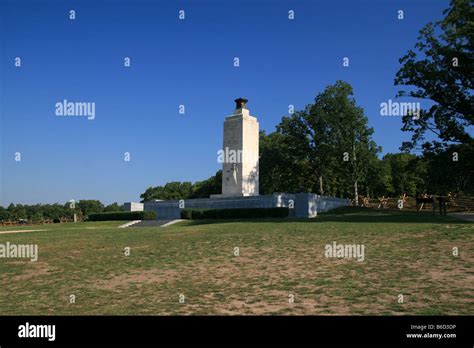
<box><xmin>180</xmin><ymin>207</ymin><xmax>289</xmax><ymax>219</ymax></box>
<box><xmin>88</xmin><ymin>211</ymin><xmax>157</xmax><ymax>221</ymax></box>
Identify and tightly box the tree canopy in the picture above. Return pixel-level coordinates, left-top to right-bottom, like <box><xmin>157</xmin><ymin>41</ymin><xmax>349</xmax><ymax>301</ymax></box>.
<box><xmin>395</xmin><ymin>0</ymin><xmax>473</xmax><ymax>150</ymax></box>
<box><xmin>260</xmin><ymin>81</ymin><xmax>379</xmax><ymax>203</ymax></box>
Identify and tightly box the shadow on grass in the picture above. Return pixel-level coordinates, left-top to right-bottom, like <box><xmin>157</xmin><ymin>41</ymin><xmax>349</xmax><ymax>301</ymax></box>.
<box><xmin>179</xmin><ymin>207</ymin><xmax>471</xmax><ymax>226</ymax></box>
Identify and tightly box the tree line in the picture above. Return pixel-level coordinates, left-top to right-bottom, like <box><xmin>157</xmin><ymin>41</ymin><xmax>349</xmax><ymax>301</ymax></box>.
<box><xmin>0</xmin><ymin>201</ymin><xmax>122</xmax><ymax>222</ymax></box>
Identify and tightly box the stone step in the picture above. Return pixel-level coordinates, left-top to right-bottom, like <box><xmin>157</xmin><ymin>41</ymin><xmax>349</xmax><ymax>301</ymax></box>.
<box><xmin>118</xmin><ymin>220</ymin><xmax>142</xmax><ymax>228</ymax></box>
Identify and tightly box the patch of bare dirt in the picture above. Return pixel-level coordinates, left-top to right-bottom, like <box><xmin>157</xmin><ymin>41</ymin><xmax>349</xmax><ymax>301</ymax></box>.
<box><xmin>93</xmin><ymin>269</ymin><xmax>181</xmax><ymax>290</ymax></box>
<box><xmin>11</xmin><ymin>262</ymin><xmax>55</xmax><ymax>281</ymax></box>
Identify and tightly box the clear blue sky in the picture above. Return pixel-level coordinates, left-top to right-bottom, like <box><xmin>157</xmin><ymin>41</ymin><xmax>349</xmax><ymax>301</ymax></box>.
<box><xmin>0</xmin><ymin>0</ymin><xmax>450</xmax><ymax>205</ymax></box>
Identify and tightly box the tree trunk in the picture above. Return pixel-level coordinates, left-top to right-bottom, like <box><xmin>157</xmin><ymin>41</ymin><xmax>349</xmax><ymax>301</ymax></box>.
<box><xmin>352</xmin><ymin>144</ymin><xmax>359</xmax><ymax>205</ymax></box>
<box><xmin>319</xmin><ymin>175</ymin><xmax>324</xmax><ymax>196</ymax></box>
<box><xmin>354</xmin><ymin>180</ymin><xmax>359</xmax><ymax>206</ymax></box>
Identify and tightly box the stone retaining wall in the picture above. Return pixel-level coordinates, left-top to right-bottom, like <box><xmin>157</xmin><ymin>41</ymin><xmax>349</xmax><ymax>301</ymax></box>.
<box><xmin>132</xmin><ymin>193</ymin><xmax>350</xmax><ymax>219</ymax></box>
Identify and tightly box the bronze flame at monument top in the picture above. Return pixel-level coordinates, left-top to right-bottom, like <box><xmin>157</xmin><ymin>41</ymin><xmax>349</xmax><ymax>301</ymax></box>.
<box><xmin>234</xmin><ymin>97</ymin><xmax>248</xmax><ymax>110</ymax></box>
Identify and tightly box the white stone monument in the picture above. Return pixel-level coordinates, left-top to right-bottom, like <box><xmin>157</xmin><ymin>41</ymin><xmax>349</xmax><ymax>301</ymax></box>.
<box><xmin>125</xmin><ymin>97</ymin><xmax>350</xmax><ymax>219</ymax></box>
<box><xmin>213</xmin><ymin>98</ymin><xmax>259</xmax><ymax>197</ymax></box>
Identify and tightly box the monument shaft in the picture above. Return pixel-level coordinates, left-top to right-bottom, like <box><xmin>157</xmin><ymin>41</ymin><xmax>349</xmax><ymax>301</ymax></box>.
<box><xmin>221</xmin><ymin>99</ymin><xmax>259</xmax><ymax>197</ymax></box>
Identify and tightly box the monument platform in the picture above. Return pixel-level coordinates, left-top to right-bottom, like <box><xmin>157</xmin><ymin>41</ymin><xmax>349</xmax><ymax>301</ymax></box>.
<box><xmin>127</xmin><ymin>194</ymin><xmax>350</xmax><ymax>220</ymax></box>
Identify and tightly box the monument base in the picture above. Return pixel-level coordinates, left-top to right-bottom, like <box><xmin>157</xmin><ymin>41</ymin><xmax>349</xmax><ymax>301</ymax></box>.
<box><xmin>126</xmin><ymin>194</ymin><xmax>350</xmax><ymax>220</ymax></box>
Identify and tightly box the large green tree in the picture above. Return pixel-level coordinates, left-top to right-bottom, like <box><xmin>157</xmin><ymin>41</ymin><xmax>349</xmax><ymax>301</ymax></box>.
<box><xmin>395</xmin><ymin>0</ymin><xmax>473</xmax><ymax>149</ymax></box>
<box><xmin>308</xmin><ymin>81</ymin><xmax>379</xmax><ymax>203</ymax></box>
<box><xmin>260</xmin><ymin>81</ymin><xmax>381</xmax><ymax>203</ymax></box>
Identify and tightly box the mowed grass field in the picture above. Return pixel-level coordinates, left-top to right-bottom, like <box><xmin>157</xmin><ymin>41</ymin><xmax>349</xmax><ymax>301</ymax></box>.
<box><xmin>0</xmin><ymin>208</ymin><xmax>472</xmax><ymax>315</ymax></box>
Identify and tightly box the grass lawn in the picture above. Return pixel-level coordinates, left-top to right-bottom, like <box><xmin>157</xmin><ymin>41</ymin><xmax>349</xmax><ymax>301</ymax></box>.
<box><xmin>0</xmin><ymin>208</ymin><xmax>472</xmax><ymax>315</ymax></box>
